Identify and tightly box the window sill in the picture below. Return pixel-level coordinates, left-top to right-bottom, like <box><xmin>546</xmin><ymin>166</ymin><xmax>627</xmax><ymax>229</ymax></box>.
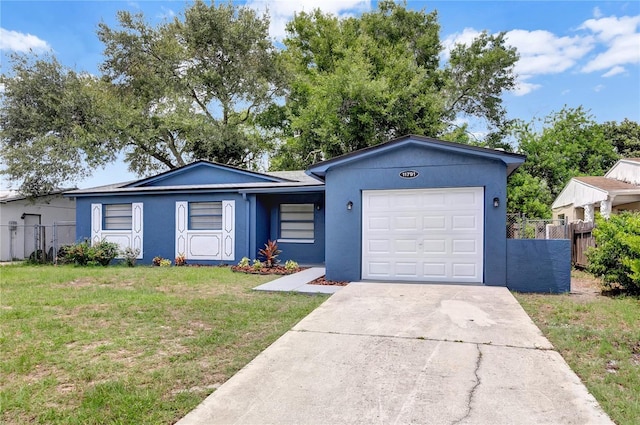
<box><xmin>277</xmin><ymin>239</ymin><xmax>315</xmax><ymax>244</ymax></box>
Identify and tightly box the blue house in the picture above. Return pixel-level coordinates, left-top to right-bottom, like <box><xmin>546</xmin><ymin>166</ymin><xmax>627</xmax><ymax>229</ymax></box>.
<box><xmin>68</xmin><ymin>135</ymin><xmax>569</xmax><ymax>291</ymax></box>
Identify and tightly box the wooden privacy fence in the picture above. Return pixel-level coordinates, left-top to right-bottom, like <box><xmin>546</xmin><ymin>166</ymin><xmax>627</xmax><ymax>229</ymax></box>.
<box><xmin>569</xmin><ymin>222</ymin><xmax>595</xmax><ymax>268</ymax></box>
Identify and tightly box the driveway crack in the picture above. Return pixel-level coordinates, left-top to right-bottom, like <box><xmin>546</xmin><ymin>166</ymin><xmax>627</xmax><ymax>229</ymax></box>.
<box><xmin>451</xmin><ymin>343</ymin><xmax>482</xmax><ymax>425</ymax></box>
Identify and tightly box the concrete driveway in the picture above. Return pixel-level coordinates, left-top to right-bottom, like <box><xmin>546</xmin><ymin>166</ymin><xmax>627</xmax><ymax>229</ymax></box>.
<box><xmin>177</xmin><ymin>283</ymin><xmax>612</xmax><ymax>425</ymax></box>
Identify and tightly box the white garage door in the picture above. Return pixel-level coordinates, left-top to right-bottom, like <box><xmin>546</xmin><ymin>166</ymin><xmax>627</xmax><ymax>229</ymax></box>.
<box><xmin>362</xmin><ymin>187</ymin><xmax>484</xmax><ymax>283</ymax></box>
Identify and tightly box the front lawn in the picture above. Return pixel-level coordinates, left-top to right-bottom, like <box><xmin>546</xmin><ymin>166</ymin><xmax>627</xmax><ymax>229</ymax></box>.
<box><xmin>515</xmin><ymin>272</ymin><xmax>640</xmax><ymax>425</ymax></box>
<box><xmin>0</xmin><ymin>265</ymin><xmax>327</xmax><ymax>424</ymax></box>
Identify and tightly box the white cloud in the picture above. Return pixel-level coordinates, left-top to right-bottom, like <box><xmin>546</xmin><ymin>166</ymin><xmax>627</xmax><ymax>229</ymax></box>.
<box><xmin>602</xmin><ymin>65</ymin><xmax>626</xmax><ymax>77</ymax></box>
<box><xmin>593</xmin><ymin>7</ymin><xmax>603</xmax><ymax>19</ymax></box>
<box><xmin>580</xmin><ymin>15</ymin><xmax>640</xmax><ymax>73</ymax></box>
<box><xmin>594</xmin><ymin>84</ymin><xmax>605</xmax><ymax>92</ymax></box>
<box><xmin>157</xmin><ymin>6</ymin><xmax>176</xmax><ymax>20</ymax></box>
<box><xmin>247</xmin><ymin>0</ymin><xmax>371</xmax><ymax>39</ymax></box>
<box><xmin>444</xmin><ymin>27</ymin><xmax>593</xmax><ymax>96</ymax></box>
<box><xmin>505</xmin><ymin>29</ymin><xmax>594</xmax><ymax>75</ymax></box>
<box><xmin>582</xmin><ymin>32</ymin><xmax>640</xmax><ymax>72</ymax></box>
<box><xmin>512</xmin><ymin>78</ymin><xmax>542</xmax><ymax>96</ymax></box>
<box><xmin>0</xmin><ymin>28</ymin><xmax>50</xmax><ymax>53</ymax></box>
<box><xmin>580</xmin><ymin>15</ymin><xmax>640</xmax><ymax>42</ymax></box>
<box><xmin>442</xmin><ymin>27</ymin><xmax>482</xmax><ymax>55</ymax></box>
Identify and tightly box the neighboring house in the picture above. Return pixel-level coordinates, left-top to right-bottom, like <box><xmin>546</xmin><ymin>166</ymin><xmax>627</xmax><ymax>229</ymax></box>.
<box><xmin>552</xmin><ymin>158</ymin><xmax>640</xmax><ymax>223</ymax></box>
<box><xmin>0</xmin><ymin>189</ymin><xmax>76</xmax><ymax>261</ymax></box>
<box><xmin>67</xmin><ymin>135</ymin><xmax>530</xmax><ymax>287</ymax></box>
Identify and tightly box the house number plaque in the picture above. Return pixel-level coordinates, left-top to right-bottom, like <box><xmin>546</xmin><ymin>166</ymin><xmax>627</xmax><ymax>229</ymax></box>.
<box><xmin>399</xmin><ymin>170</ymin><xmax>419</xmax><ymax>179</ymax></box>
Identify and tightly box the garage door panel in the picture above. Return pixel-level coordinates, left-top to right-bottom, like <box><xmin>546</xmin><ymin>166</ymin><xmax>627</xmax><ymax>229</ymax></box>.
<box><xmin>452</xmin><ymin>263</ymin><xmax>478</xmax><ymax>278</ymax></box>
<box><xmin>395</xmin><ymin>239</ymin><xmax>419</xmax><ymax>253</ymax></box>
<box><xmin>368</xmin><ymin>239</ymin><xmax>390</xmax><ymax>253</ymax></box>
<box><xmin>368</xmin><ymin>216</ymin><xmax>390</xmax><ymax>230</ymax></box>
<box><xmin>421</xmin><ymin>192</ymin><xmax>446</xmax><ymax>206</ymax></box>
<box><xmin>423</xmin><ymin>262</ymin><xmax>447</xmax><ymax>277</ymax></box>
<box><xmin>367</xmin><ymin>262</ymin><xmax>391</xmax><ymax>276</ymax></box>
<box><xmin>367</xmin><ymin>194</ymin><xmax>390</xmax><ymax>209</ymax></box>
<box><xmin>448</xmin><ymin>191</ymin><xmax>480</xmax><ymax>206</ymax></box>
<box><xmin>396</xmin><ymin>262</ymin><xmax>418</xmax><ymax>277</ymax></box>
<box><xmin>362</xmin><ymin>188</ymin><xmax>484</xmax><ymax>283</ymax></box>
<box><xmin>423</xmin><ymin>239</ymin><xmax>446</xmax><ymax>253</ymax></box>
<box><xmin>452</xmin><ymin>215</ymin><xmax>478</xmax><ymax>230</ymax></box>
<box><xmin>395</xmin><ymin>216</ymin><xmax>418</xmax><ymax>230</ymax></box>
<box><xmin>422</xmin><ymin>215</ymin><xmax>446</xmax><ymax>230</ymax></box>
<box><xmin>452</xmin><ymin>239</ymin><xmax>478</xmax><ymax>253</ymax></box>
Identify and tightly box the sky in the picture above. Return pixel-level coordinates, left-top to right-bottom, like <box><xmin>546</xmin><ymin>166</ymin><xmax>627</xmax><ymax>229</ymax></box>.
<box><xmin>1</xmin><ymin>0</ymin><xmax>639</xmax><ymax>189</ymax></box>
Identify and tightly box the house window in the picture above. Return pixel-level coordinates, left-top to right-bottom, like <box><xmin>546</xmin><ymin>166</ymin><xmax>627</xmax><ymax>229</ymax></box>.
<box><xmin>189</xmin><ymin>202</ymin><xmax>222</xmax><ymax>230</ymax></box>
<box><xmin>103</xmin><ymin>204</ymin><xmax>132</xmax><ymax>230</ymax></box>
<box><xmin>280</xmin><ymin>204</ymin><xmax>314</xmax><ymax>240</ymax></box>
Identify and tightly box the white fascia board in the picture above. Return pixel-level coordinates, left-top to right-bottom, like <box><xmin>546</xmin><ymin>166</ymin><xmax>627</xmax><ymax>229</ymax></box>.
<box><xmin>552</xmin><ymin>179</ymin><xmax>608</xmax><ymax>209</ymax></box>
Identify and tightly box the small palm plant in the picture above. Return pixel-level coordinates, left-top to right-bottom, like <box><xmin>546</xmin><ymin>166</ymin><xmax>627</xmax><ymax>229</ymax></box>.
<box><xmin>258</xmin><ymin>240</ymin><xmax>282</xmax><ymax>268</ymax></box>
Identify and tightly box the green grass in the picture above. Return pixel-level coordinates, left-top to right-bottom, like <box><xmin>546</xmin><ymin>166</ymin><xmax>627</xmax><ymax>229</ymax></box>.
<box><xmin>0</xmin><ymin>264</ymin><xmax>327</xmax><ymax>424</ymax></box>
<box><xmin>515</xmin><ymin>284</ymin><xmax>640</xmax><ymax>425</ymax></box>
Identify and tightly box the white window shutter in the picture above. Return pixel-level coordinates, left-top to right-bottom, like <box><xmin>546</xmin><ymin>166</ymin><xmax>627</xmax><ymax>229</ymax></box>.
<box><xmin>175</xmin><ymin>201</ymin><xmax>188</xmax><ymax>258</ymax></box>
<box><xmin>91</xmin><ymin>203</ymin><xmax>102</xmax><ymax>245</ymax></box>
<box><xmin>222</xmin><ymin>200</ymin><xmax>235</xmax><ymax>261</ymax></box>
<box><xmin>132</xmin><ymin>203</ymin><xmax>144</xmax><ymax>259</ymax></box>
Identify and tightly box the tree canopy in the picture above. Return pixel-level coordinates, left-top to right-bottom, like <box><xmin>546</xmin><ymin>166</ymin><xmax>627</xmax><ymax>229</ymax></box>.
<box><xmin>507</xmin><ymin>106</ymin><xmax>620</xmax><ymax>218</ymax></box>
<box><xmin>0</xmin><ymin>55</ymin><xmax>120</xmax><ymax>196</ymax></box>
<box><xmin>1</xmin><ymin>0</ymin><xmax>282</xmax><ymax>195</ymax></box>
<box><xmin>268</xmin><ymin>0</ymin><xmax>518</xmax><ymax>169</ymax></box>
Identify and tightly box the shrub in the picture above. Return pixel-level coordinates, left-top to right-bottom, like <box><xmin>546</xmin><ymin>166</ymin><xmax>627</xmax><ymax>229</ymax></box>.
<box><xmin>238</xmin><ymin>257</ymin><xmax>250</xmax><ymax>267</ymax></box>
<box><xmin>152</xmin><ymin>256</ymin><xmax>163</xmax><ymax>266</ymax></box>
<box><xmin>258</xmin><ymin>240</ymin><xmax>281</xmax><ymax>268</ymax></box>
<box><xmin>159</xmin><ymin>259</ymin><xmax>171</xmax><ymax>267</ymax></box>
<box><xmin>175</xmin><ymin>255</ymin><xmax>187</xmax><ymax>266</ymax></box>
<box><xmin>64</xmin><ymin>240</ymin><xmax>92</xmax><ymax>265</ymax></box>
<box><xmin>121</xmin><ymin>247</ymin><xmax>140</xmax><ymax>267</ymax></box>
<box><xmin>90</xmin><ymin>240</ymin><xmax>120</xmax><ymax>266</ymax></box>
<box><xmin>252</xmin><ymin>259</ymin><xmax>263</xmax><ymax>271</ymax></box>
<box><xmin>587</xmin><ymin>212</ymin><xmax>640</xmax><ymax>294</ymax></box>
<box><xmin>284</xmin><ymin>260</ymin><xmax>299</xmax><ymax>271</ymax></box>
<box><xmin>63</xmin><ymin>239</ymin><xmax>119</xmax><ymax>266</ymax></box>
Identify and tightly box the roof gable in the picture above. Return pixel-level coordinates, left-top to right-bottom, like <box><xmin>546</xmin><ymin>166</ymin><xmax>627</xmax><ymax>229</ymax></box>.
<box><xmin>605</xmin><ymin>159</ymin><xmax>640</xmax><ymax>185</ymax></box>
<box><xmin>125</xmin><ymin>161</ymin><xmax>289</xmax><ymax>188</ymax></box>
<box><xmin>306</xmin><ymin>135</ymin><xmax>525</xmax><ymax>179</ymax></box>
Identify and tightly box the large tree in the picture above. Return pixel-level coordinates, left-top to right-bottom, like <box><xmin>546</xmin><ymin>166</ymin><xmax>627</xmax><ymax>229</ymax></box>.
<box><xmin>269</xmin><ymin>0</ymin><xmax>518</xmax><ymax>169</ymax></box>
<box><xmin>1</xmin><ymin>0</ymin><xmax>282</xmax><ymax>195</ymax></box>
<box><xmin>97</xmin><ymin>0</ymin><xmax>284</xmax><ymax>174</ymax></box>
<box><xmin>507</xmin><ymin>106</ymin><xmax>619</xmax><ymax>217</ymax></box>
<box><xmin>0</xmin><ymin>54</ymin><xmax>120</xmax><ymax>196</ymax></box>
<box><xmin>600</xmin><ymin>118</ymin><xmax>640</xmax><ymax>158</ymax></box>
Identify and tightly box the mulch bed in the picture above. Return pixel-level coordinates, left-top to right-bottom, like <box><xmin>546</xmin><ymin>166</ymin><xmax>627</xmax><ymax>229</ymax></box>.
<box><xmin>230</xmin><ymin>265</ymin><xmax>305</xmax><ymax>275</ymax></box>
<box><xmin>308</xmin><ymin>276</ymin><xmax>349</xmax><ymax>286</ymax></box>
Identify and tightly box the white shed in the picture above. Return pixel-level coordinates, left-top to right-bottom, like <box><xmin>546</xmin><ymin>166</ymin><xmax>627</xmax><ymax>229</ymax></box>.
<box><xmin>0</xmin><ymin>190</ymin><xmax>76</xmax><ymax>261</ymax></box>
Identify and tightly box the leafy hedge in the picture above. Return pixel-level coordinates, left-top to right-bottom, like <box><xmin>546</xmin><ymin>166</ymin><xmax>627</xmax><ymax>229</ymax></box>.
<box><xmin>61</xmin><ymin>240</ymin><xmax>119</xmax><ymax>266</ymax></box>
<box><xmin>588</xmin><ymin>212</ymin><xmax>640</xmax><ymax>294</ymax></box>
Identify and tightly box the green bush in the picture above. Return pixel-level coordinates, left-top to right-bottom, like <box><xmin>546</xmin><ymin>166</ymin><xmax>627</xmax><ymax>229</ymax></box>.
<box><xmin>587</xmin><ymin>212</ymin><xmax>640</xmax><ymax>294</ymax></box>
<box><xmin>63</xmin><ymin>240</ymin><xmax>120</xmax><ymax>267</ymax></box>
<box><xmin>284</xmin><ymin>260</ymin><xmax>299</xmax><ymax>271</ymax></box>
<box><xmin>121</xmin><ymin>247</ymin><xmax>141</xmax><ymax>267</ymax></box>
<box><xmin>63</xmin><ymin>240</ymin><xmax>92</xmax><ymax>265</ymax></box>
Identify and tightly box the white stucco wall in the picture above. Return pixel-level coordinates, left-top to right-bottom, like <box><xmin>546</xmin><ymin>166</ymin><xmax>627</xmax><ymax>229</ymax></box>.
<box><xmin>0</xmin><ymin>195</ymin><xmax>76</xmax><ymax>261</ymax></box>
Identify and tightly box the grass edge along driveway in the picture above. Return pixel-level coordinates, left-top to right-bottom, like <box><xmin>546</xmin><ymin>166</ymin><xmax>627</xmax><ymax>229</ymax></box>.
<box><xmin>515</xmin><ymin>277</ymin><xmax>640</xmax><ymax>425</ymax></box>
<box><xmin>0</xmin><ymin>265</ymin><xmax>327</xmax><ymax>424</ymax></box>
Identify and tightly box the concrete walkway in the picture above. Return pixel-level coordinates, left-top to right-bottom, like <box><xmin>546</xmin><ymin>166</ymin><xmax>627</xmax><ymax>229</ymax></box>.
<box><xmin>178</xmin><ymin>282</ymin><xmax>612</xmax><ymax>425</ymax></box>
<box><xmin>253</xmin><ymin>267</ymin><xmax>342</xmax><ymax>294</ymax></box>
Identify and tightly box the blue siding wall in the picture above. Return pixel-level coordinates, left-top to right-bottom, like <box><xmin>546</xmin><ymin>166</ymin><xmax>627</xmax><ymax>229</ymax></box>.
<box><xmin>323</xmin><ymin>144</ymin><xmax>508</xmax><ymax>284</ymax></box>
<box><xmin>75</xmin><ymin>192</ymin><xmax>249</xmax><ymax>264</ymax></box>
<box><xmin>255</xmin><ymin>193</ymin><xmax>325</xmax><ymax>265</ymax></box>
<box><xmin>137</xmin><ymin>164</ymin><xmax>279</xmax><ymax>187</ymax></box>
<box><xmin>506</xmin><ymin>239</ymin><xmax>571</xmax><ymax>293</ymax></box>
